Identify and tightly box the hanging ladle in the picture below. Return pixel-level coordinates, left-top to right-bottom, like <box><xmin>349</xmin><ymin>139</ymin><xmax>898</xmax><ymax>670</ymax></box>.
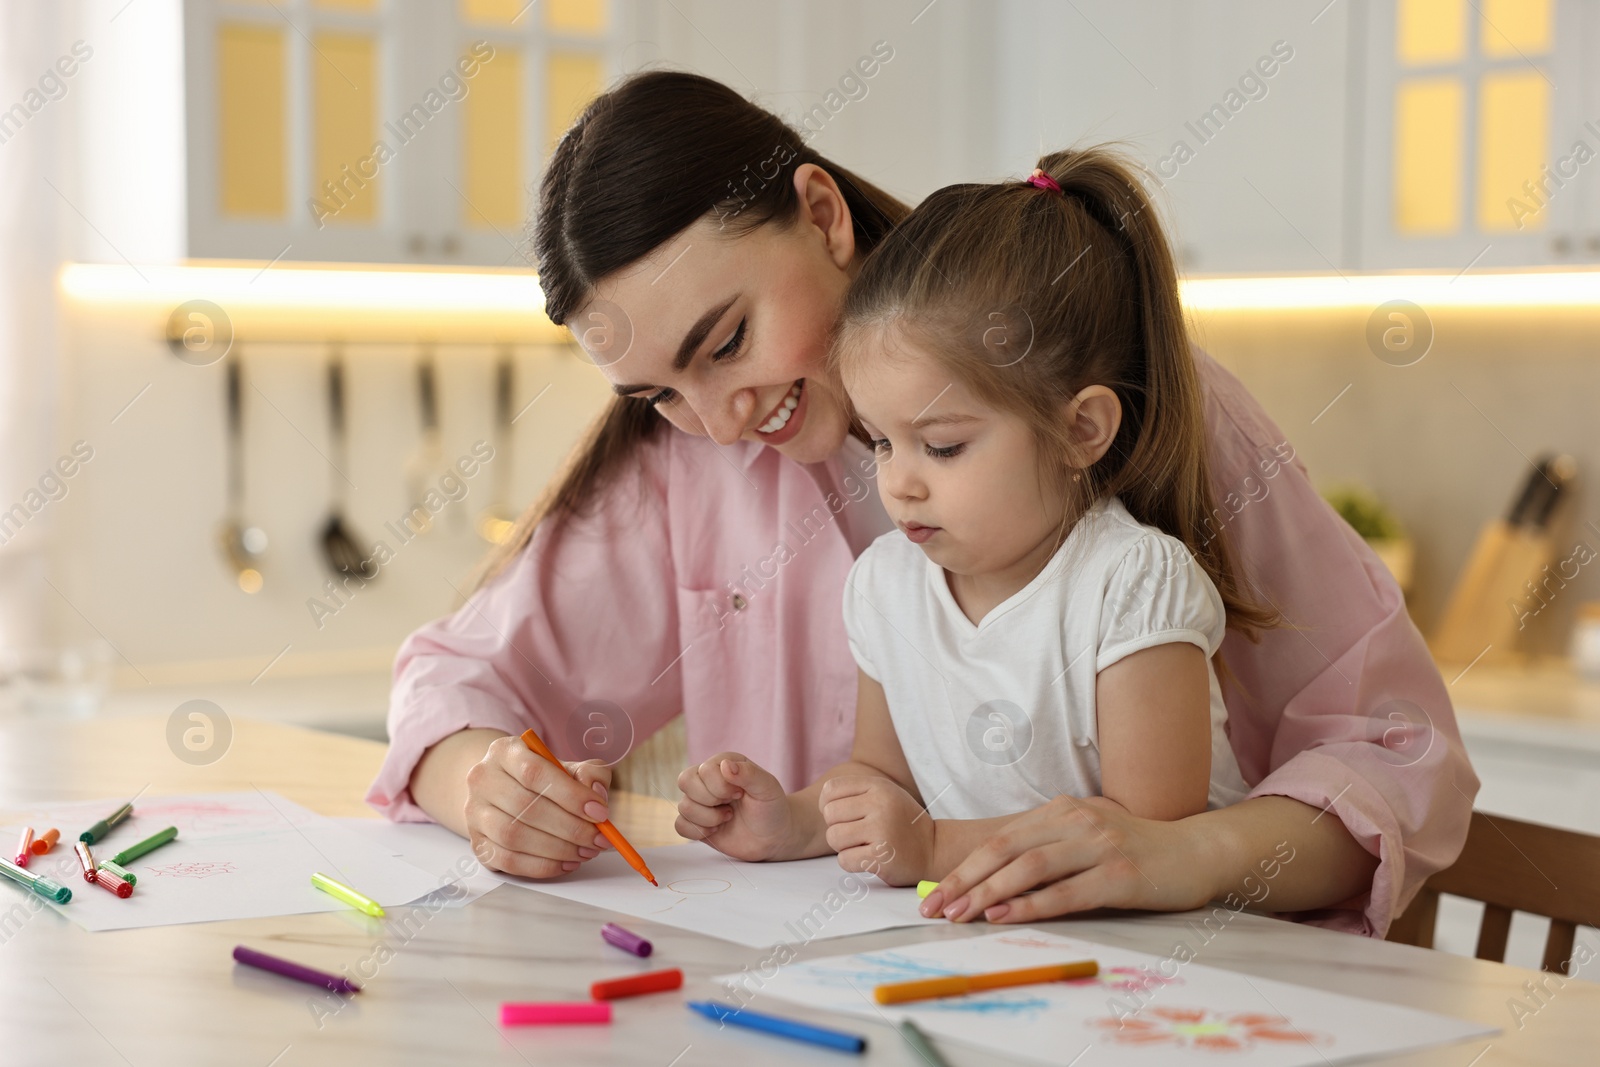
<box><xmin>217</xmin><ymin>354</ymin><xmax>267</xmax><ymax>593</ymax></box>
<box><xmin>319</xmin><ymin>354</ymin><xmax>378</xmax><ymax>583</ymax></box>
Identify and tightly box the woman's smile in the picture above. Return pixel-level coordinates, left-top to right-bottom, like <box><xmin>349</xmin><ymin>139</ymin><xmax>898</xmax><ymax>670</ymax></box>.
<box><xmin>750</xmin><ymin>377</ymin><xmax>808</xmax><ymax>445</ymax></box>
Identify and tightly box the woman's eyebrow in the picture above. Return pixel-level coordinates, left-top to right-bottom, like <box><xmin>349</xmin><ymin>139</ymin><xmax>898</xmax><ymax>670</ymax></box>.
<box><xmin>610</xmin><ymin>296</ymin><xmax>738</xmax><ymax>396</ymax></box>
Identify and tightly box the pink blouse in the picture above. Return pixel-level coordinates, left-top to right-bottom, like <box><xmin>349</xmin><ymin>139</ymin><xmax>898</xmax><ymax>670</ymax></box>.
<box><xmin>368</xmin><ymin>348</ymin><xmax>1478</xmax><ymax>938</ymax></box>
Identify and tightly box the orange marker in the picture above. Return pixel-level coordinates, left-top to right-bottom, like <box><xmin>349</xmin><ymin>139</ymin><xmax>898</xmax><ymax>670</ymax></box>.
<box><xmin>874</xmin><ymin>960</ymin><xmax>1099</xmax><ymax>1005</ymax></box>
<box><xmin>520</xmin><ymin>728</ymin><xmax>658</xmax><ymax>887</ymax></box>
<box><xmin>31</xmin><ymin>828</ymin><xmax>60</xmax><ymax>856</ymax></box>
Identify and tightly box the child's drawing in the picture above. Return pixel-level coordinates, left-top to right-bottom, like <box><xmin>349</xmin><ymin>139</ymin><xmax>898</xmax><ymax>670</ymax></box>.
<box><xmin>139</xmin><ymin>798</ymin><xmax>295</xmax><ymax>836</ymax></box>
<box><xmin>993</xmin><ymin>935</ymin><xmax>1058</xmax><ymax>949</ymax></box>
<box><xmin>649</xmin><ymin>877</ymin><xmax>732</xmax><ymax>915</ymax></box>
<box><xmin>1092</xmin><ymin>965</ymin><xmax>1185</xmax><ymax>996</ymax></box>
<box><xmin>146</xmin><ymin>860</ymin><xmax>239</xmax><ymax>879</ymax></box>
<box><xmin>664</xmin><ymin>878</ymin><xmax>731</xmax><ymax>895</ymax></box>
<box><xmin>1086</xmin><ymin>1006</ymin><xmax>1332</xmax><ymax>1053</ymax></box>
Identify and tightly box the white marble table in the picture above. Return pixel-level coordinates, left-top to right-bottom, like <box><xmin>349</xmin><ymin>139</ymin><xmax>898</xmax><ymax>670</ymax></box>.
<box><xmin>2</xmin><ymin>716</ymin><xmax>1594</xmax><ymax>1065</ymax></box>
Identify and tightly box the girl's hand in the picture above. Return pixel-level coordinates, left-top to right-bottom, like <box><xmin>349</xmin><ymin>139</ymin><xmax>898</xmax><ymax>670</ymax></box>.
<box><xmin>676</xmin><ymin>753</ymin><xmax>798</xmax><ymax>860</ymax></box>
<box><xmin>463</xmin><ymin>734</ymin><xmax>614</xmax><ymax>879</ymax></box>
<box><xmin>819</xmin><ymin>776</ymin><xmax>933</xmax><ymax>885</ymax></box>
<box><xmin>921</xmin><ymin>794</ymin><xmax>1216</xmax><ymax>923</ymax></box>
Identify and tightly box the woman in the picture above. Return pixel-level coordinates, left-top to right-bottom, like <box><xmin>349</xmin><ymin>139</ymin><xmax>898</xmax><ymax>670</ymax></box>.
<box><xmin>366</xmin><ymin>71</ymin><xmax>1476</xmax><ymax>938</ymax></box>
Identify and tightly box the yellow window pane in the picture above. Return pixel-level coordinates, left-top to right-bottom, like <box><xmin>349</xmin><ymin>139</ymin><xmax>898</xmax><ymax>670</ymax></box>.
<box><xmin>547</xmin><ymin>0</ymin><xmax>607</xmax><ymax>35</ymax></box>
<box><xmin>459</xmin><ymin>0</ymin><xmax>523</xmax><ymax>25</ymax></box>
<box><xmin>312</xmin><ymin>32</ymin><xmax>379</xmax><ymax>224</ymax></box>
<box><xmin>546</xmin><ymin>52</ymin><xmax>603</xmax><ymax>152</ymax></box>
<box><xmin>1478</xmin><ymin>71</ymin><xmax>1550</xmax><ymax>232</ymax></box>
<box><xmin>1397</xmin><ymin>0</ymin><xmax>1466</xmax><ymax>65</ymax></box>
<box><xmin>218</xmin><ymin>24</ymin><xmax>286</xmax><ymax>218</ymax></box>
<box><xmin>1480</xmin><ymin>0</ymin><xmax>1553</xmax><ymax>58</ymax></box>
<box><xmin>463</xmin><ymin>47</ymin><xmax>524</xmax><ymax>229</ymax></box>
<box><xmin>314</xmin><ymin>0</ymin><xmax>378</xmax><ymax>10</ymax></box>
<box><xmin>1393</xmin><ymin>77</ymin><xmax>1464</xmax><ymax>235</ymax></box>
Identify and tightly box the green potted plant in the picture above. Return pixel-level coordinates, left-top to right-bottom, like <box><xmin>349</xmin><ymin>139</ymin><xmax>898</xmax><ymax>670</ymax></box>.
<box><xmin>1323</xmin><ymin>484</ymin><xmax>1414</xmax><ymax>594</ymax></box>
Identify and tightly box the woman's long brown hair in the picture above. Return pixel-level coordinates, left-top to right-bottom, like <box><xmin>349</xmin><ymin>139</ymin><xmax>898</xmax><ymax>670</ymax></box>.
<box><xmin>832</xmin><ymin>147</ymin><xmax>1276</xmax><ymax>638</ymax></box>
<box><xmin>475</xmin><ymin>71</ymin><xmax>911</xmax><ymax>588</ymax></box>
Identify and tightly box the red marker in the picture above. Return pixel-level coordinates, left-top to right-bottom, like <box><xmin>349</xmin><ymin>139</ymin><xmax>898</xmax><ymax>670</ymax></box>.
<box><xmin>15</xmin><ymin>827</ymin><xmax>33</xmax><ymax>867</ymax></box>
<box><xmin>92</xmin><ymin>869</ymin><xmax>133</xmax><ymax>898</ymax></box>
<box><xmin>31</xmin><ymin>828</ymin><xmax>60</xmax><ymax>855</ymax></box>
<box><xmin>74</xmin><ymin>841</ymin><xmax>97</xmax><ymax>882</ymax></box>
<box><xmin>590</xmin><ymin>968</ymin><xmax>684</xmax><ymax>1001</ymax></box>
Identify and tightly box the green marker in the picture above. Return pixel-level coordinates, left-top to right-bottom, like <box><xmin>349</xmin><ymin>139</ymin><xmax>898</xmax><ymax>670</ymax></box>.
<box><xmin>111</xmin><ymin>826</ymin><xmax>177</xmax><ymax>866</ymax></box>
<box><xmin>898</xmin><ymin>1020</ymin><xmax>953</xmax><ymax>1067</ymax></box>
<box><xmin>917</xmin><ymin>880</ymin><xmax>939</xmax><ymax>899</ymax></box>
<box><xmin>98</xmin><ymin>860</ymin><xmax>137</xmax><ymax>886</ymax></box>
<box><xmin>79</xmin><ymin>801</ymin><xmax>133</xmax><ymax>844</ymax></box>
<box><xmin>0</xmin><ymin>856</ymin><xmax>72</xmax><ymax>904</ymax></box>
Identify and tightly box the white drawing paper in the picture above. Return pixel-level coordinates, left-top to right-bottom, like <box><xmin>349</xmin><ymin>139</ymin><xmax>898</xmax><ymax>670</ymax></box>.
<box><xmin>330</xmin><ymin>817</ymin><xmax>505</xmax><ymax>907</ymax></box>
<box><xmin>502</xmin><ymin>841</ymin><xmax>942</xmax><ymax>947</ymax></box>
<box><xmin>1</xmin><ymin>792</ymin><xmax>443</xmax><ymax>932</ymax></box>
<box><xmin>714</xmin><ymin>928</ymin><xmax>1497</xmax><ymax>1066</ymax></box>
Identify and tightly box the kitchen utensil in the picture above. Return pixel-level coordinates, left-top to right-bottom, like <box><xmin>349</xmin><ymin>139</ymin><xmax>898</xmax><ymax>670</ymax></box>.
<box><xmin>477</xmin><ymin>348</ymin><xmax>517</xmax><ymax>545</ymax></box>
<box><xmin>217</xmin><ymin>355</ymin><xmax>267</xmax><ymax>593</ymax></box>
<box><xmin>403</xmin><ymin>351</ymin><xmax>446</xmax><ymax>535</ymax></box>
<box><xmin>1430</xmin><ymin>453</ymin><xmax>1577</xmax><ymax>663</ymax></box>
<box><xmin>319</xmin><ymin>355</ymin><xmax>378</xmax><ymax>583</ymax></box>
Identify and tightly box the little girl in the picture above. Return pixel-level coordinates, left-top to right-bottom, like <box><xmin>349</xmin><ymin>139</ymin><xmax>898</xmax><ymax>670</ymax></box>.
<box><xmin>676</xmin><ymin>147</ymin><xmax>1274</xmax><ymax>895</ymax></box>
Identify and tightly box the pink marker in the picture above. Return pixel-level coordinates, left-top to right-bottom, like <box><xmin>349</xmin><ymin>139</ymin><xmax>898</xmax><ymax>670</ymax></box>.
<box><xmin>15</xmin><ymin>827</ymin><xmax>33</xmax><ymax>867</ymax></box>
<box><xmin>500</xmin><ymin>1002</ymin><xmax>612</xmax><ymax>1026</ymax></box>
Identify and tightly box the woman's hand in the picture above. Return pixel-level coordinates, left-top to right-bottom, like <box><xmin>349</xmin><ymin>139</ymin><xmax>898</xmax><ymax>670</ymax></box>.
<box><xmin>921</xmin><ymin>794</ymin><xmax>1218</xmax><ymax>923</ymax></box>
<box><xmin>462</xmin><ymin>734</ymin><xmax>614</xmax><ymax>879</ymax></box>
<box><xmin>676</xmin><ymin>752</ymin><xmax>800</xmax><ymax>860</ymax></box>
<box><xmin>819</xmin><ymin>776</ymin><xmax>933</xmax><ymax>885</ymax></box>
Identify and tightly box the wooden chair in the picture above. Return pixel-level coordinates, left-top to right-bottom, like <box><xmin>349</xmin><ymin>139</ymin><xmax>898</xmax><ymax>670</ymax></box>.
<box><xmin>1386</xmin><ymin>810</ymin><xmax>1600</xmax><ymax>975</ymax></box>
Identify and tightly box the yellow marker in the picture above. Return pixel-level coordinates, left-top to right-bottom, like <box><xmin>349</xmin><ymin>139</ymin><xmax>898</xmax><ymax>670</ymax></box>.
<box><xmin>311</xmin><ymin>871</ymin><xmax>385</xmax><ymax>918</ymax></box>
<box><xmin>917</xmin><ymin>880</ymin><xmax>938</xmax><ymax>899</ymax></box>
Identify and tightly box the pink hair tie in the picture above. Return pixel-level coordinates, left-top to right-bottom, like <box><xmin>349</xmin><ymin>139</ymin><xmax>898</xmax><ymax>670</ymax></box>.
<box><xmin>1024</xmin><ymin>168</ymin><xmax>1062</xmax><ymax>195</ymax></box>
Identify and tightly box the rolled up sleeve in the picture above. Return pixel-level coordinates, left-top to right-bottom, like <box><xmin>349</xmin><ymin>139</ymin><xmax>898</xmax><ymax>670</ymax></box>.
<box><xmin>366</xmin><ymin>432</ymin><xmax>686</xmax><ymax>822</ymax></box>
<box><xmin>1199</xmin><ymin>349</ymin><xmax>1479</xmax><ymax>938</ymax></box>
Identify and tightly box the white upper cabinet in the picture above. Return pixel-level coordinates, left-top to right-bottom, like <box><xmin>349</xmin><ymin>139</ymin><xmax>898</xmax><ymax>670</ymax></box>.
<box><xmin>184</xmin><ymin>0</ymin><xmax>625</xmax><ymax>266</ymax></box>
<box><xmin>1357</xmin><ymin>0</ymin><xmax>1593</xmax><ymax>268</ymax></box>
<box><xmin>183</xmin><ymin>0</ymin><xmax>1596</xmax><ymax>272</ymax></box>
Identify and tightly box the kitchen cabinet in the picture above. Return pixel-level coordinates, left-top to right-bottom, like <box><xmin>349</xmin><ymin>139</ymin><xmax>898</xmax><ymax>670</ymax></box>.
<box><xmin>989</xmin><ymin>0</ymin><xmax>1358</xmax><ymax>274</ymax></box>
<box><xmin>994</xmin><ymin>0</ymin><xmax>1597</xmax><ymax>273</ymax></box>
<box><xmin>183</xmin><ymin>0</ymin><xmax>625</xmax><ymax>266</ymax></box>
<box><xmin>1355</xmin><ymin>0</ymin><xmax>1596</xmax><ymax>269</ymax></box>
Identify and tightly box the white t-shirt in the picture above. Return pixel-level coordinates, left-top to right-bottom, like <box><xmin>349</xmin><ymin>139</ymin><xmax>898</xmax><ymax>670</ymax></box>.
<box><xmin>841</xmin><ymin>495</ymin><xmax>1250</xmax><ymax>820</ymax></box>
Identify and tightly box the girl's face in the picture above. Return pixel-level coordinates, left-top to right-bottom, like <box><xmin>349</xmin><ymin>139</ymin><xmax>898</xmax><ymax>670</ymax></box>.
<box><xmin>843</xmin><ymin>330</ymin><xmax>1070</xmax><ymax>580</ymax></box>
<box><xmin>572</xmin><ymin>166</ymin><xmax>859</xmax><ymax>467</ymax></box>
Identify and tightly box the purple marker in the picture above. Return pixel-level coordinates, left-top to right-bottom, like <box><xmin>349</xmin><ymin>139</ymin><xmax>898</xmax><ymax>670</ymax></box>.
<box><xmin>601</xmin><ymin>922</ymin><xmax>652</xmax><ymax>957</ymax></box>
<box><xmin>233</xmin><ymin>945</ymin><xmax>361</xmax><ymax>995</ymax></box>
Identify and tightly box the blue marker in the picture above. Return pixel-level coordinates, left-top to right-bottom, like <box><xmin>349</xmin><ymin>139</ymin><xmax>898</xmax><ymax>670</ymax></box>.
<box><xmin>688</xmin><ymin>1000</ymin><xmax>866</xmax><ymax>1054</ymax></box>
